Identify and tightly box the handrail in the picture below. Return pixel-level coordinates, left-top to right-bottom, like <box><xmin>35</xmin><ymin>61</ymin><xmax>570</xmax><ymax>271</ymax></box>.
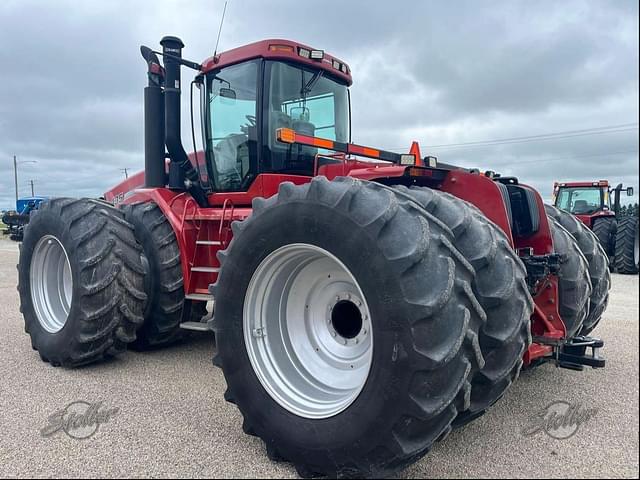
<box><xmin>219</xmin><ymin>198</ymin><xmax>235</xmax><ymax>248</ymax></box>
<box><xmin>313</xmin><ymin>152</ymin><xmax>348</xmax><ymax>176</ymax></box>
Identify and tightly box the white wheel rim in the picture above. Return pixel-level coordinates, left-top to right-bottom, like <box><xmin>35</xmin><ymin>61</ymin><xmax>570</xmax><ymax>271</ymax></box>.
<box><xmin>30</xmin><ymin>235</ymin><xmax>73</xmax><ymax>333</ymax></box>
<box><xmin>243</xmin><ymin>243</ymin><xmax>373</xmax><ymax>419</ymax></box>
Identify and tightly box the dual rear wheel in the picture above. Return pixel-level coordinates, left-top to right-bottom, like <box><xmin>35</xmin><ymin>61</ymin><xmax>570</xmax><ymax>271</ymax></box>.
<box><xmin>545</xmin><ymin>205</ymin><xmax>610</xmax><ymax>336</ymax></box>
<box><xmin>591</xmin><ymin>216</ymin><xmax>639</xmax><ymax>275</ymax></box>
<box><xmin>18</xmin><ymin>199</ymin><xmax>207</xmax><ymax>367</ymax></box>
<box><xmin>614</xmin><ymin>216</ymin><xmax>640</xmax><ymax>274</ymax></box>
<box><xmin>212</xmin><ymin>177</ymin><xmax>532</xmax><ymax>478</ymax></box>
<box><xmin>18</xmin><ymin>199</ymin><xmax>146</xmax><ymax>367</ymax></box>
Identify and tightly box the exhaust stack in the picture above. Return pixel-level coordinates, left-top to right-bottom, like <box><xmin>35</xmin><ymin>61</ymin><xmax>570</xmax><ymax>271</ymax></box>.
<box><xmin>140</xmin><ymin>46</ymin><xmax>166</xmax><ymax>188</ymax></box>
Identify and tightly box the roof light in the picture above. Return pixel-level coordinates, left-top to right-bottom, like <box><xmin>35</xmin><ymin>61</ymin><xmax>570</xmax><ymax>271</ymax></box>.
<box><xmin>332</xmin><ymin>59</ymin><xmax>341</xmax><ymax>70</ymax></box>
<box><xmin>298</xmin><ymin>47</ymin><xmax>310</xmax><ymax>59</ymax></box>
<box><xmin>340</xmin><ymin>63</ymin><xmax>348</xmax><ymax>74</ymax></box>
<box><xmin>310</xmin><ymin>49</ymin><xmax>324</xmax><ymax>60</ymax></box>
<box><xmin>425</xmin><ymin>156</ymin><xmax>438</xmax><ymax>167</ymax></box>
<box><xmin>269</xmin><ymin>44</ymin><xmax>295</xmax><ymax>52</ymax></box>
<box><xmin>400</xmin><ymin>154</ymin><xmax>416</xmax><ymax>165</ymax></box>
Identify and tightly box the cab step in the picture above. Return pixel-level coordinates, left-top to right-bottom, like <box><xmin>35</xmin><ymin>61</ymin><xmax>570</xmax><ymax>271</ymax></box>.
<box><xmin>191</xmin><ymin>266</ymin><xmax>220</xmax><ymax>273</ymax></box>
<box><xmin>185</xmin><ymin>293</ymin><xmax>215</xmax><ymax>302</ymax></box>
<box><xmin>179</xmin><ymin>321</ymin><xmax>211</xmax><ymax>332</ymax></box>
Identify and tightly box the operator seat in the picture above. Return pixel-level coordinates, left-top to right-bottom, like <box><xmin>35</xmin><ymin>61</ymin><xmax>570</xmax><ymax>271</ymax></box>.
<box><xmin>212</xmin><ymin>133</ymin><xmax>247</xmax><ymax>191</ymax></box>
<box><xmin>291</xmin><ymin>119</ymin><xmax>318</xmax><ymax>168</ymax></box>
<box><xmin>573</xmin><ymin>200</ymin><xmax>590</xmax><ymax>214</ymax></box>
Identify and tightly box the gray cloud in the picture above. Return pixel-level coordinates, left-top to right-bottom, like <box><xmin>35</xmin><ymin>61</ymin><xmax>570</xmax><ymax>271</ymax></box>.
<box><xmin>1</xmin><ymin>0</ymin><xmax>638</xmax><ymax>209</ymax></box>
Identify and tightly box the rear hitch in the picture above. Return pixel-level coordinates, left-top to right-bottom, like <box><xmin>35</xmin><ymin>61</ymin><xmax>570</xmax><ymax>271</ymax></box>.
<box><xmin>556</xmin><ymin>336</ymin><xmax>606</xmax><ymax>371</ymax></box>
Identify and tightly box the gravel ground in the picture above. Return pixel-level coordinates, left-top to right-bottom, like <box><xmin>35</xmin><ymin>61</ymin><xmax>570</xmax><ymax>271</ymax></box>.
<box><xmin>0</xmin><ymin>236</ymin><xmax>638</xmax><ymax>478</ymax></box>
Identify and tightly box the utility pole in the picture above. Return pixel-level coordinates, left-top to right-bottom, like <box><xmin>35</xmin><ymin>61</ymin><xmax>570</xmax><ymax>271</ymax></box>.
<box><xmin>13</xmin><ymin>155</ymin><xmax>18</xmax><ymax>204</ymax></box>
<box><xmin>12</xmin><ymin>156</ymin><xmax>37</xmax><ymax>206</ymax></box>
<box><xmin>29</xmin><ymin>179</ymin><xmax>35</xmax><ymax>196</ymax></box>
<box><xmin>120</xmin><ymin>168</ymin><xmax>129</xmax><ymax>179</ymax></box>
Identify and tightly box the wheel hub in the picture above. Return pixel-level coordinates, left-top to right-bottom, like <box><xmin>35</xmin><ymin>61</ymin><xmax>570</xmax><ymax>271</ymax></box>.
<box><xmin>327</xmin><ymin>294</ymin><xmax>368</xmax><ymax>346</ymax></box>
<box><xmin>244</xmin><ymin>243</ymin><xmax>373</xmax><ymax>419</ymax></box>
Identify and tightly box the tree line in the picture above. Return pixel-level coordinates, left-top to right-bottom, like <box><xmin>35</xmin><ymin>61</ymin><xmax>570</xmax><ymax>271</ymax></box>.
<box><xmin>619</xmin><ymin>203</ymin><xmax>639</xmax><ymax>217</ymax></box>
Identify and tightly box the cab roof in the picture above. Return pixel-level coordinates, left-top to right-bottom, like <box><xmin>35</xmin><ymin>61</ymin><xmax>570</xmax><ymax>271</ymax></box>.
<box><xmin>200</xmin><ymin>39</ymin><xmax>353</xmax><ymax>86</ymax></box>
<box><xmin>555</xmin><ymin>180</ymin><xmax>610</xmax><ymax>188</ymax></box>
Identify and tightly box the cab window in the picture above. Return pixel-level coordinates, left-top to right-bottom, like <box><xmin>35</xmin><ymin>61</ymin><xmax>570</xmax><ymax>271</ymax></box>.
<box><xmin>206</xmin><ymin>60</ymin><xmax>259</xmax><ymax>191</ymax></box>
<box><xmin>263</xmin><ymin>61</ymin><xmax>350</xmax><ymax>175</ymax></box>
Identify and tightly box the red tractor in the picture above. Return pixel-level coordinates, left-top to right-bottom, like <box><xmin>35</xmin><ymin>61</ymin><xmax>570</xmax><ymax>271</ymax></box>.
<box><xmin>18</xmin><ymin>37</ymin><xmax>610</xmax><ymax>478</ymax></box>
<box><xmin>553</xmin><ymin>180</ymin><xmax>639</xmax><ymax>274</ymax></box>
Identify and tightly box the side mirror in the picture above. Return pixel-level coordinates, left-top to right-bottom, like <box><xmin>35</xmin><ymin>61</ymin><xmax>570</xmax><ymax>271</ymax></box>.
<box><xmin>627</xmin><ymin>187</ymin><xmax>634</xmax><ymax>197</ymax></box>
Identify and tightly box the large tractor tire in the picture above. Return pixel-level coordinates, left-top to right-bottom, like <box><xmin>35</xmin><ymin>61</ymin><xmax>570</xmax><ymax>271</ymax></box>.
<box><xmin>211</xmin><ymin>177</ymin><xmax>486</xmax><ymax>478</ymax></box>
<box><xmin>591</xmin><ymin>217</ymin><xmax>616</xmax><ymax>259</ymax></box>
<box><xmin>396</xmin><ymin>186</ymin><xmax>532</xmax><ymax>427</ymax></box>
<box><xmin>123</xmin><ymin>202</ymin><xmax>208</xmax><ymax>349</ymax></box>
<box><xmin>18</xmin><ymin>198</ymin><xmax>146</xmax><ymax>367</ymax></box>
<box><xmin>614</xmin><ymin>216</ymin><xmax>640</xmax><ymax>274</ymax></box>
<box><xmin>545</xmin><ymin>205</ymin><xmax>610</xmax><ymax>336</ymax></box>
<box><xmin>547</xmin><ymin>216</ymin><xmax>592</xmax><ymax>337</ymax></box>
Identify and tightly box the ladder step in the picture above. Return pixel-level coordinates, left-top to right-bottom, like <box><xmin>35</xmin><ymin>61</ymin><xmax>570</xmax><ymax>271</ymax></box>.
<box><xmin>196</xmin><ymin>240</ymin><xmax>222</xmax><ymax>246</ymax></box>
<box><xmin>191</xmin><ymin>266</ymin><xmax>220</xmax><ymax>273</ymax></box>
<box><xmin>179</xmin><ymin>321</ymin><xmax>211</xmax><ymax>332</ymax></box>
<box><xmin>185</xmin><ymin>293</ymin><xmax>214</xmax><ymax>302</ymax></box>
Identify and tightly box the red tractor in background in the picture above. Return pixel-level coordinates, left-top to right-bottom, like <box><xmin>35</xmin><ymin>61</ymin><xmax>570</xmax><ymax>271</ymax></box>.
<box><xmin>553</xmin><ymin>180</ymin><xmax>639</xmax><ymax>274</ymax></box>
<box><xmin>18</xmin><ymin>36</ymin><xmax>610</xmax><ymax>478</ymax></box>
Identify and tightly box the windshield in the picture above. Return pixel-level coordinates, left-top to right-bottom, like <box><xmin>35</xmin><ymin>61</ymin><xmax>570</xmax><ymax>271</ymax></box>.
<box><xmin>556</xmin><ymin>187</ymin><xmax>605</xmax><ymax>214</ymax></box>
<box><xmin>264</xmin><ymin>61</ymin><xmax>350</xmax><ymax>174</ymax></box>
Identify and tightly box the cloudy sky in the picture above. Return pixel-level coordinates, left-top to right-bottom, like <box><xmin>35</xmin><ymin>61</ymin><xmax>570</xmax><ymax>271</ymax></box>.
<box><xmin>1</xmin><ymin>0</ymin><xmax>638</xmax><ymax>210</ymax></box>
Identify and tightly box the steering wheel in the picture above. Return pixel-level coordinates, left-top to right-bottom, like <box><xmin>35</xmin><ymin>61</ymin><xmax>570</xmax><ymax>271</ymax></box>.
<box><xmin>245</xmin><ymin>115</ymin><xmax>257</xmax><ymax>127</ymax></box>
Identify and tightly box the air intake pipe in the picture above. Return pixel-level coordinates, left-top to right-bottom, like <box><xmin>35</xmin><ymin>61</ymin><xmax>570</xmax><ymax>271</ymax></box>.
<box><xmin>159</xmin><ymin>36</ymin><xmax>207</xmax><ymax>205</ymax></box>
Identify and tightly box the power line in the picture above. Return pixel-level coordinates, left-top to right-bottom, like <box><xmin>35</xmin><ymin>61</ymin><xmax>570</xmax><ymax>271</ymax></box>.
<box><xmin>470</xmin><ymin>148</ymin><xmax>639</xmax><ymax>168</ymax></box>
<box><xmin>426</xmin><ymin>123</ymin><xmax>638</xmax><ymax>148</ymax></box>
<box><xmin>386</xmin><ymin>122</ymin><xmax>639</xmax><ymax>151</ymax></box>
<box><xmin>429</xmin><ymin>127</ymin><xmax>638</xmax><ymax>150</ymax></box>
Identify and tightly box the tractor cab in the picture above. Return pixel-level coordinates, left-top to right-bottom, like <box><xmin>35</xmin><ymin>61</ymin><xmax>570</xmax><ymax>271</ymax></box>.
<box><xmin>135</xmin><ymin>37</ymin><xmax>420</xmax><ymax>207</ymax></box>
<box><xmin>198</xmin><ymin>40</ymin><xmax>352</xmax><ymax>193</ymax></box>
<box><xmin>553</xmin><ymin>180</ymin><xmax>634</xmax><ymax>220</ymax></box>
<box><xmin>553</xmin><ymin>181</ymin><xmax>612</xmax><ymax>216</ymax></box>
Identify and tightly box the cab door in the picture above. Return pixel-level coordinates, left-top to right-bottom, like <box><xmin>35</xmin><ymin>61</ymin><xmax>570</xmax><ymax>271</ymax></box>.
<box><xmin>203</xmin><ymin>60</ymin><xmax>261</xmax><ymax>193</ymax></box>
